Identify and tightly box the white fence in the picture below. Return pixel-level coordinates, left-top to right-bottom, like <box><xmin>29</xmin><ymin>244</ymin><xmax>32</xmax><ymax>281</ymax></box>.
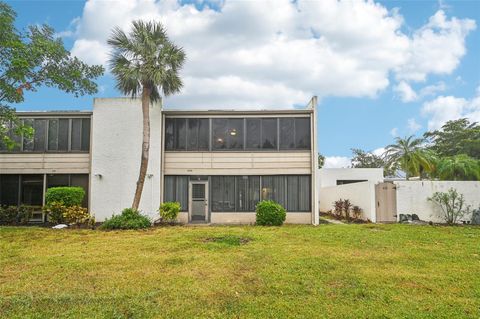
<box><xmin>394</xmin><ymin>181</ymin><xmax>480</xmax><ymax>223</ymax></box>
<box><xmin>319</xmin><ymin>181</ymin><xmax>376</xmax><ymax>222</ymax></box>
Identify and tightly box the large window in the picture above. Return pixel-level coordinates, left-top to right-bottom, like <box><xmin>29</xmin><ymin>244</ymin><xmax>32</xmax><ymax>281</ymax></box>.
<box><xmin>280</xmin><ymin>118</ymin><xmax>311</xmax><ymax>150</ymax></box>
<box><xmin>236</xmin><ymin>176</ymin><xmax>260</xmax><ymax>211</ymax></box>
<box><xmin>0</xmin><ymin>174</ymin><xmax>89</xmax><ymax>208</ymax></box>
<box><xmin>165</xmin><ymin>118</ymin><xmax>209</xmax><ymax>151</ymax></box>
<box><xmin>211</xmin><ymin>176</ymin><xmax>236</xmax><ymax>211</ymax></box>
<box><xmin>165</xmin><ymin>116</ymin><xmax>310</xmax><ymax>152</ymax></box>
<box><xmin>0</xmin><ymin>117</ymin><xmax>91</xmax><ymax>153</ymax></box>
<box><xmin>163</xmin><ymin>176</ymin><xmax>188</xmax><ymax>211</ymax></box>
<box><xmin>212</xmin><ymin>118</ymin><xmax>243</xmax><ymax>150</ymax></box>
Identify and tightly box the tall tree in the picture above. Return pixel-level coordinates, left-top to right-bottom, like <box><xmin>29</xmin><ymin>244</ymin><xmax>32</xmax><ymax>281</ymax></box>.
<box><xmin>0</xmin><ymin>2</ymin><xmax>104</xmax><ymax>149</ymax></box>
<box><xmin>318</xmin><ymin>153</ymin><xmax>325</xmax><ymax>168</ymax></box>
<box><xmin>384</xmin><ymin>136</ymin><xmax>435</xmax><ymax>179</ymax></box>
<box><xmin>108</xmin><ymin>20</ymin><xmax>185</xmax><ymax>210</ymax></box>
<box><xmin>435</xmin><ymin>154</ymin><xmax>480</xmax><ymax>181</ymax></box>
<box><xmin>424</xmin><ymin>118</ymin><xmax>480</xmax><ymax>159</ymax></box>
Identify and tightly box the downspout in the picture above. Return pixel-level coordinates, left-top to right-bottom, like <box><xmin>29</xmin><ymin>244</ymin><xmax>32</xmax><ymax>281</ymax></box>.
<box><xmin>159</xmin><ymin>99</ymin><xmax>165</xmax><ymax>209</ymax></box>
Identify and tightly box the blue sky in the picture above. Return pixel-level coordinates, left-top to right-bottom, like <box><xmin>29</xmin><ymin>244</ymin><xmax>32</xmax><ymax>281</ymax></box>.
<box><xmin>6</xmin><ymin>0</ymin><xmax>480</xmax><ymax>166</ymax></box>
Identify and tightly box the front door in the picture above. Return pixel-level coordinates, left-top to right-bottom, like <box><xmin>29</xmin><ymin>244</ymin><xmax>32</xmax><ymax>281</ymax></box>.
<box><xmin>189</xmin><ymin>182</ymin><xmax>208</xmax><ymax>222</ymax></box>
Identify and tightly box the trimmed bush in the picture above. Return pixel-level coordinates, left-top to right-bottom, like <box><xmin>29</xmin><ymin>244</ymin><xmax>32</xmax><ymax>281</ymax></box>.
<box><xmin>43</xmin><ymin>201</ymin><xmax>67</xmax><ymax>224</ymax></box>
<box><xmin>0</xmin><ymin>206</ymin><xmax>18</xmax><ymax>225</ymax></box>
<box><xmin>159</xmin><ymin>202</ymin><xmax>180</xmax><ymax>223</ymax></box>
<box><xmin>101</xmin><ymin>208</ymin><xmax>151</xmax><ymax>230</ymax></box>
<box><xmin>18</xmin><ymin>205</ymin><xmax>35</xmax><ymax>224</ymax></box>
<box><xmin>45</xmin><ymin>187</ymin><xmax>85</xmax><ymax>207</ymax></box>
<box><xmin>255</xmin><ymin>200</ymin><xmax>286</xmax><ymax>226</ymax></box>
<box><xmin>63</xmin><ymin>206</ymin><xmax>92</xmax><ymax>226</ymax></box>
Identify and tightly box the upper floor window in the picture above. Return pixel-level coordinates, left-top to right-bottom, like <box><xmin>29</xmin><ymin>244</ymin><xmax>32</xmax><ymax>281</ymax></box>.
<box><xmin>0</xmin><ymin>118</ymin><xmax>90</xmax><ymax>153</ymax></box>
<box><xmin>165</xmin><ymin>116</ymin><xmax>311</xmax><ymax>152</ymax></box>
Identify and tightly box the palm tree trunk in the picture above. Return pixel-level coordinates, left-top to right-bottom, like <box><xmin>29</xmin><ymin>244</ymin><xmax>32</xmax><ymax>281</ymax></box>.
<box><xmin>132</xmin><ymin>86</ymin><xmax>151</xmax><ymax>210</ymax></box>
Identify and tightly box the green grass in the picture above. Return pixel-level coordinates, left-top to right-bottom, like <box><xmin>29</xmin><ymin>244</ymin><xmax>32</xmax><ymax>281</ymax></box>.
<box><xmin>1</xmin><ymin>224</ymin><xmax>479</xmax><ymax>318</ymax></box>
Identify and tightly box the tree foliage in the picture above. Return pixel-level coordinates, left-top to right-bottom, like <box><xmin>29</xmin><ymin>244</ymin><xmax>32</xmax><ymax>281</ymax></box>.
<box><xmin>350</xmin><ymin>148</ymin><xmax>397</xmax><ymax>177</ymax></box>
<box><xmin>0</xmin><ymin>1</ymin><xmax>104</xmax><ymax>148</ymax></box>
<box><xmin>435</xmin><ymin>154</ymin><xmax>480</xmax><ymax>181</ymax></box>
<box><xmin>318</xmin><ymin>153</ymin><xmax>325</xmax><ymax>168</ymax></box>
<box><xmin>384</xmin><ymin>136</ymin><xmax>435</xmax><ymax>179</ymax></box>
<box><xmin>424</xmin><ymin>118</ymin><xmax>480</xmax><ymax>160</ymax></box>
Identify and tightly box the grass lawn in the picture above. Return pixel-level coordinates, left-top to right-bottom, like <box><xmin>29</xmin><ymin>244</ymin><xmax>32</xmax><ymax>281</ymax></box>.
<box><xmin>1</xmin><ymin>224</ymin><xmax>479</xmax><ymax>318</ymax></box>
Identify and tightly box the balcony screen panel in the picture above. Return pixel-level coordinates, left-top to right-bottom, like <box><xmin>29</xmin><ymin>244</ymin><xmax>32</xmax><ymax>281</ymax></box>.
<box><xmin>58</xmin><ymin>119</ymin><xmax>69</xmax><ymax>151</ymax></box>
<box><xmin>246</xmin><ymin>119</ymin><xmax>261</xmax><ymax>149</ymax></box>
<box><xmin>0</xmin><ymin>174</ymin><xmax>19</xmax><ymax>206</ymax></box>
<box><xmin>21</xmin><ymin>174</ymin><xmax>43</xmax><ymax>206</ymax></box>
<box><xmin>212</xmin><ymin>119</ymin><xmax>227</xmax><ymax>150</ymax></box>
<box><xmin>187</xmin><ymin>118</ymin><xmax>199</xmax><ymax>151</ymax></box>
<box><xmin>197</xmin><ymin>119</ymin><xmax>209</xmax><ymax>150</ymax></box>
<box><xmin>298</xmin><ymin>175</ymin><xmax>311</xmax><ymax>211</ymax></box>
<box><xmin>279</xmin><ymin>118</ymin><xmax>295</xmax><ymax>149</ymax></box>
<box><xmin>71</xmin><ymin>174</ymin><xmax>89</xmax><ymax>207</ymax></box>
<box><xmin>22</xmin><ymin>119</ymin><xmax>34</xmax><ymax>151</ymax></box>
<box><xmin>47</xmin><ymin>119</ymin><xmax>58</xmax><ymax>150</ymax></box>
<box><xmin>175</xmin><ymin>176</ymin><xmax>188</xmax><ymax>211</ymax></box>
<box><xmin>71</xmin><ymin>119</ymin><xmax>82</xmax><ymax>151</ymax></box>
<box><xmin>164</xmin><ymin>176</ymin><xmax>175</xmax><ymax>202</ymax></box>
<box><xmin>33</xmin><ymin>119</ymin><xmax>46</xmax><ymax>151</ymax></box>
<box><xmin>165</xmin><ymin>118</ymin><xmax>174</xmax><ymax>150</ymax></box>
<box><xmin>261</xmin><ymin>175</ymin><xmax>286</xmax><ymax>207</ymax></box>
<box><xmin>81</xmin><ymin>119</ymin><xmax>91</xmax><ymax>151</ymax></box>
<box><xmin>223</xmin><ymin>176</ymin><xmax>235</xmax><ymax>211</ymax></box>
<box><xmin>235</xmin><ymin>176</ymin><xmax>260</xmax><ymax>211</ymax></box>
<box><xmin>174</xmin><ymin>118</ymin><xmax>186</xmax><ymax>150</ymax></box>
<box><xmin>47</xmin><ymin>174</ymin><xmax>69</xmax><ymax>188</ymax></box>
<box><xmin>295</xmin><ymin>118</ymin><xmax>311</xmax><ymax>149</ymax></box>
<box><xmin>261</xmin><ymin>118</ymin><xmax>277</xmax><ymax>149</ymax></box>
<box><xmin>211</xmin><ymin>176</ymin><xmax>223</xmax><ymax>211</ymax></box>
<box><xmin>286</xmin><ymin>175</ymin><xmax>299</xmax><ymax>211</ymax></box>
<box><xmin>227</xmin><ymin>119</ymin><xmax>243</xmax><ymax>150</ymax></box>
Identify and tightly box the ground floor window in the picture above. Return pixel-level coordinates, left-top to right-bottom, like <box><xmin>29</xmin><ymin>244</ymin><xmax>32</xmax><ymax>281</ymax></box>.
<box><xmin>163</xmin><ymin>175</ymin><xmax>311</xmax><ymax>213</ymax></box>
<box><xmin>0</xmin><ymin>174</ymin><xmax>89</xmax><ymax>208</ymax></box>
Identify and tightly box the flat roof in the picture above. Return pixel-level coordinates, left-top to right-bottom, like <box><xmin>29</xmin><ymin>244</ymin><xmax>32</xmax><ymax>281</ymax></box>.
<box><xmin>162</xmin><ymin>109</ymin><xmax>312</xmax><ymax>115</ymax></box>
<box><xmin>16</xmin><ymin>111</ymin><xmax>92</xmax><ymax>116</ymax></box>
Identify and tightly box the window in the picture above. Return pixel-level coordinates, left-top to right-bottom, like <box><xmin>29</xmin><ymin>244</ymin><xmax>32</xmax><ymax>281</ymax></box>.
<box><xmin>246</xmin><ymin>119</ymin><xmax>261</xmax><ymax>149</ymax></box>
<box><xmin>280</xmin><ymin>117</ymin><xmax>311</xmax><ymax>150</ymax></box>
<box><xmin>336</xmin><ymin>180</ymin><xmax>367</xmax><ymax>185</ymax></box>
<box><xmin>1</xmin><ymin>117</ymin><xmax>90</xmax><ymax>153</ymax></box>
<box><xmin>261</xmin><ymin>118</ymin><xmax>277</xmax><ymax>149</ymax></box>
<box><xmin>164</xmin><ymin>116</ymin><xmax>310</xmax><ymax>152</ymax></box>
<box><xmin>21</xmin><ymin>175</ymin><xmax>43</xmax><ymax>206</ymax></box>
<box><xmin>286</xmin><ymin>175</ymin><xmax>311</xmax><ymax>211</ymax></box>
<box><xmin>261</xmin><ymin>175</ymin><xmax>286</xmax><ymax>207</ymax></box>
<box><xmin>163</xmin><ymin>176</ymin><xmax>188</xmax><ymax>211</ymax></box>
<box><xmin>211</xmin><ymin>176</ymin><xmax>235</xmax><ymax>211</ymax></box>
<box><xmin>0</xmin><ymin>121</ymin><xmax>21</xmax><ymax>151</ymax></box>
<box><xmin>212</xmin><ymin>118</ymin><xmax>243</xmax><ymax>150</ymax></box>
<box><xmin>236</xmin><ymin>176</ymin><xmax>260</xmax><ymax>211</ymax></box>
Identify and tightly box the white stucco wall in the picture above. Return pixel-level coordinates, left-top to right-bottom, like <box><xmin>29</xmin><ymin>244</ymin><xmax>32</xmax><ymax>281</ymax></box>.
<box><xmin>319</xmin><ymin>168</ymin><xmax>383</xmax><ymax>188</ymax></box>
<box><xmin>90</xmin><ymin>98</ymin><xmax>162</xmax><ymax>221</ymax></box>
<box><xmin>394</xmin><ymin>181</ymin><xmax>480</xmax><ymax>223</ymax></box>
<box><xmin>319</xmin><ymin>181</ymin><xmax>376</xmax><ymax>222</ymax></box>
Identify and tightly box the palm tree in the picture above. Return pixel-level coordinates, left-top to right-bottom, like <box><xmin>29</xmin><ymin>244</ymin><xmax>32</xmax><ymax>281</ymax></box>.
<box><xmin>435</xmin><ymin>154</ymin><xmax>480</xmax><ymax>181</ymax></box>
<box><xmin>384</xmin><ymin>136</ymin><xmax>435</xmax><ymax>179</ymax></box>
<box><xmin>108</xmin><ymin>21</ymin><xmax>185</xmax><ymax>210</ymax></box>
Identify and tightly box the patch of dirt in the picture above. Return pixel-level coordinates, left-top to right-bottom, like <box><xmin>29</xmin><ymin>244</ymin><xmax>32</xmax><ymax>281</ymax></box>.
<box><xmin>203</xmin><ymin>235</ymin><xmax>251</xmax><ymax>246</ymax></box>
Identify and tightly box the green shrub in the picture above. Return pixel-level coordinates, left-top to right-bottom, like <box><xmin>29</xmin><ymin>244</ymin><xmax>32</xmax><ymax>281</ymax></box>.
<box><xmin>101</xmin><ymin>208</ymin><xmax>151</xmax><ymax>230</ymax></box>
<box><xmin>0</xmin><ymin>206</ymin><xmax>18</xmax><ymax>225</ymax></box>
<box><xmin>159</xmin><ymin>202</ymin><xmax>180</xmax><ymax>223</ymax></box>
<box><xmin>63</xmin><ymin>205</ymin><xmax>91</xmax><ymax>226</ymax></box>
<box><xmin>43</xmin><ymin>201</ymin><xmax>67</xmax><ymax>224</ymax></box>
<box><xmin>255</xmin><ymin>200</ymin><xmax>286</xmax><ymax>226</ymax></box>
<box><xmin>45</xmin><ymin>187</ymin><xmax>85</xmax><ymax>207</ymax></box>
<box><xmin>18</xmin><ymin>205</ymin><xmax>34</xmax><ymax>224</ymax></box>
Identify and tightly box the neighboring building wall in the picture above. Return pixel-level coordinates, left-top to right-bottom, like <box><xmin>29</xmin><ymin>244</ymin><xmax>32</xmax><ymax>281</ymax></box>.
<box><xmin>319</xmin><ymin>181</ymin><xmax>376</xmax><ymax>222</ymax></box>
<box><xmin>90</xmin><ymin>98</ymin><xmax>162</xmax><ymax>221</ymax></box>
<box><xmin>319</xmin><ymin>168</ymin><xmax>383</xmax><ymax>187</ymax></box>
<box><xmin>394</xmin><ymin>181</ymin><xmax>480</xmax><ymax>223</ymax></box>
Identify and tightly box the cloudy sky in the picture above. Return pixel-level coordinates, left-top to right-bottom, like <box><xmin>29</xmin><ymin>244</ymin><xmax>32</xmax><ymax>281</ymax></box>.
<box><xmin>9</xmin><ymin>0</ymin><xmax>480</xmax><ymax>167</ymax></box>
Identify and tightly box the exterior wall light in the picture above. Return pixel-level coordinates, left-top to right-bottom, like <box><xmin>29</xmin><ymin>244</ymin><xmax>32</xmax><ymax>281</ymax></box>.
<box><xmin>94</xmin><ymin>173</ymin><xmax>102</xmax><ymax>179</ymax></box>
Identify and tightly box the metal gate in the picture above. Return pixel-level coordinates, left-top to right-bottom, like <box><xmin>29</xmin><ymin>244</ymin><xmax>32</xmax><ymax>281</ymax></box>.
<box><xmin>375</xmin><ymin>182</ymin><xmax>397</xmax><ymax>223</ymax></box>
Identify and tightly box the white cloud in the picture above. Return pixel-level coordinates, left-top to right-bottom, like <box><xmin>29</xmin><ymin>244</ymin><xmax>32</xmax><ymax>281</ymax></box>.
<box><xmin>422</xmin><ymin>88</ymin><xmax>480</xmax><ymax>129</ymax></box>
<box><xmin>372</xmin><ymin>147</ymin><xmax>386</xmax><ymax>157</ymax></box>
<box><xmin>407</xmin><ymin>118</ymin><xmax>422</xmax><ymax>133</ymax></box>
<box><xmin>324</xmin><ymin>156</ymin><xmax>351</xmax><ymax>168</ymax></box>
<box><xmin>390</xmin><ymin>127</ymin><xmax>399</xmax><ymax>137</ymax></box>
<box><xmin>394</xmin><ymin>81</ymin><xmax>418</xmax><ymax>102</ymax></box>
<box><xmin>67</xmin><ymin>0</ymin><xmax>475</xmax><ymax>108</ymax></box>
<box><xmin>396</xmin><ymin>10</ymin><xmax>476</xmax><ymax>82</ymax></box>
